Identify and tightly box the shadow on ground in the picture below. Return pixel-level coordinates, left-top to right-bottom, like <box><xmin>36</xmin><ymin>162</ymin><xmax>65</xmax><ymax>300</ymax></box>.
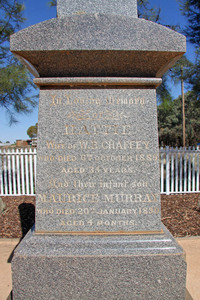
<box><xmin>7</xmin><ymin>203</ymin><xmax>35</xmax><ymax>264</ymax></box>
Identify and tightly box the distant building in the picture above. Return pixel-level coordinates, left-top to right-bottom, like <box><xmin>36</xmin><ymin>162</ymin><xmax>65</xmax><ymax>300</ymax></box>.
<box><xmin>0</xmin><ymin>139</ymin><xmax>37</xmax><ymax>148</ymax></box>
<box><xmin>16</xmin><ymin>139</ymin><xmax>32</xmax><ymax>147</ymax></box>
<box><xmin>0</xmin><ymin>142</ymin><xmax>12</xmax><ymax>147</ymax></box>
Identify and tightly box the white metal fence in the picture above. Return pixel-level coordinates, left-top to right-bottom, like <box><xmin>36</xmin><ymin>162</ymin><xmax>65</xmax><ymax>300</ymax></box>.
<box><xmin>0</xmin><ymin>148</ymin><xmax>37</xmax><ymax>196</ymax></box>
<box><xmin>160</xmin><ymin>146</ymin><xmax>200</xmax><ymax>195</ymax></box>
<box><xmin>0</xmin><ymin>147</ymin><xmax>199</xmax><ymax>196</ymax></box>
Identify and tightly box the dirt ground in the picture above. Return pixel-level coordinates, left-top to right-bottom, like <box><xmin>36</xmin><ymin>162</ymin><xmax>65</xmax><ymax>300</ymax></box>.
<box><xmin>0</xmin><ymin>196</ymin><xmax>35</xmax><ymax>238</ymax></box>
<box><xmin>0</xmin><ymin>194</ymin><xmax>200</xmax><ymax>238</ymax></box>
<box><xmin>161</xmin><ymin>193</ymin><xmax>200</xmax><ymax>237</ymax></box>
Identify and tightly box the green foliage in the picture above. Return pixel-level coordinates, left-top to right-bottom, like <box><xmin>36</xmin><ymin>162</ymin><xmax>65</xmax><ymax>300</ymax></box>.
<box><xmin>27</xmin><ymin>123</ymin><xmax>38</xmax><ymax>138</ymax></box>
<box><xmin>0</xmin><ymin>0</ymin><xmax>25</xmax><ymax>62</ymax></box>
<box><xmin>178</xmin><ymin>1</ymin><xmax>200</xmax><ymax>100</ymax></box>
<box><xmin>179</xmin><ymin>0</ymin><xmax>200</xmax><ymax>46</ymax></box>
<box><xmin>156</xmin><ymin>74</ymin><xmax>173</xmax><ymax>106</ymax></box>
<box><xmin>169</xmin><ymin>55</ymin><xmax>193</xmax><ymax>84</ymax></box>
<box><xmin>158</xmin><ymin>91</ymin><xmax>200</xmax><ymax>146</ymax></box>
<box><xmin>0</xmin><ymin>0</ymin><xmax>37</xmax><ymax>124</ymax></box>
<box><xmin>137</xmin><ymin>0</ymin><xmax>161</xmax><ymax>21</ymax></box>
<box><xmin>0</xmin><ymin>59</ymin><xmax>37</xmax><ymax>124</ymax></box>
<box><xmin>186</xmin><ymin>48</ymin><xmax>200</xmax><ymax>100</ymax></box>
<box><xmin>48</xmin><ymin>0</ymin><xmax>56</xmax><ymax>7</ymax></box>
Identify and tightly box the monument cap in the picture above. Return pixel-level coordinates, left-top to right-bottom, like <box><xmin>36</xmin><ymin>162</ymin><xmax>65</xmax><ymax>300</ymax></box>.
<box><xmin>57</xmin><ymin>0</ymin><xmax>138</xmax><ymax>18</ymax></box>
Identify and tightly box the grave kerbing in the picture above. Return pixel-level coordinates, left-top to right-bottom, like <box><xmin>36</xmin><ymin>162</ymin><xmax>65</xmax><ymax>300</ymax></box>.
<box><xmin>11</xmin><ymin>1</ymin><xmax>187</xmax><ymax>299</ymax></box>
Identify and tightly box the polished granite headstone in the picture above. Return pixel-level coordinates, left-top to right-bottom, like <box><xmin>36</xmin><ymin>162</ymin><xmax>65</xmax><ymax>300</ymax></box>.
<box><xmin>11</xmin><ymin>0</ymin><xmax>187</xmax><ymax>299</ymax></box>
<box><xmin>57</xmin><ymin>0</ymin><xmax>138</xmax><ymax>17</ymax></box>
<box><xmin>35</xmin><ymin>84</ymin><xmax>162</xmax><ymax>234</ymax></box>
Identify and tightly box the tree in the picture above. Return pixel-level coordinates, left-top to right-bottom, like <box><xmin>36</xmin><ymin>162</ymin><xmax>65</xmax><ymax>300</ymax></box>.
<box><xmin>48</xmin><ymin>0</ymin><xmax>56</xmax><ymax>6</ymax></box>
<box><xmin>137</xmin><ymin>0</ymin><xmax>161</xmax><ymax>21</ymax></box>
<box><xmin>188</xmin><ymin>48</ymin><xmax>200</xmax><ymax>100</ymax></box>
<box><xmin>157</xmin><ymin>74</ymin><xmax>173</xmax><ymax>106</ymax></box>
<box><xmin>158</xmin><ymin>91</ymin><xmax>200</xmax><ymax>147</ymax></box>
<box><xmin>0</xmin><ymin>0</ymin><xmax>37</xmax><ymax>124</ymax></box>
<box><xmin>0</xmin><ymin>0</ymin><xmax>25</xmax><ymax>60</ymax></box>
<box><xmin>158</xmin><ymin>99</ymin><xmax>182</xmax><ymax>147</ymax></box>
<box><xmin>179</xmin><ymin>0</ymin><xmax>200</xmax><ymax>46</ymax></box>
<box><xmin>27</xmin><ymin>123</ymin><xmax>38</xmax><ymax>138</ymax></box>
<box><xmin>178</xmin><ymin>0</ymin><xmax>200</xmax><ymax>100</ymax></box>
<box><xmin>169</xmin><ymin>56</ymin><xmax>193</xmax><ymax>146</ymax></box>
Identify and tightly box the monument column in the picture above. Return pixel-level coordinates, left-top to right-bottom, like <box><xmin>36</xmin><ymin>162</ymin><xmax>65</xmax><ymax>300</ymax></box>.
<box><xmin>11</xmin><ymin>1</ymin><xmax>187</xmax><ymax>299</ymax></box>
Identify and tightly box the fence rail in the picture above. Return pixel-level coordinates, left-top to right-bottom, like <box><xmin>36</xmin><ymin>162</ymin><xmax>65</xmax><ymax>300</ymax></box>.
<box><xmin>0</xmin><ymin>148</ymin><xmax>37</xmax><ymax>196</ymax></box>
<box><xmin>0</xmin><ymin>147</ymin><xmax>199</xmax><ymax>196</ymax></box>
<box><xmin>160</xmin><ymin>146</ymin><xmax>200</xmax><ymax>194</ymax></box>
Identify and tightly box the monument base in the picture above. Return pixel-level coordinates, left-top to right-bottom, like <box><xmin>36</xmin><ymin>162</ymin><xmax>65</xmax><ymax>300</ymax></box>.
<box><xmin>12</xmin><ymin>224</ymin><xmax>186</xmax><ymax>300</ymax></box>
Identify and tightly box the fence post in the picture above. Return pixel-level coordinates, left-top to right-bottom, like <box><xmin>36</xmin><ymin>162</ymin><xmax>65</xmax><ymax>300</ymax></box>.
<box><xmin>175</xmin><ymin>147</ymin><xmax>178</xmax><ymax>193</ymax></box>
<box><xmin>0</xmin><ymin>148</ymin><xmax>3</xmax><ymax>195</ymax></box>
<box><xmin>183</xmin><ymin>147</ymin><xmax>187</xmax><ymax>192</ymax></box>
<box><xmin>166</xmin><ymin>146</ymin><xmax>170</xmax><ymax>195</ymax></box>
<box><xmin>12</xmin><ymin>148</ymin><xmax>17</xmax><ymax>194</ymax></box>
<box><xmin>160</xmin><ymin>147</ymin><xmax>164</xmax><ymax>193</ymax></box>
<box><xmin>170</xmin><ymin>147</ymin><xmax>174</xmax><ymax>193</ymax></box>
<box><xmin>179</xmin><ymin>147</ymin><xmax>183</xmax><ymax>193</ymax></box>
<box><xmin>192</xmin><ymin>146</ymin><xmax>195</xmax><ymax>192</ymax></box>
<box><xmin>196</xmin><ymin>147</ymin><xmax>200</xmax><ymax>192</ymax></box>
<box><xmin>188</xmin><ymin>146</ymin><xmax>191</xmax><ymax>192</ymax></box>
<box><xmin>3</xmin><ymin>149</ymin><xmax>8</xmax><ymax>195</ymax></box>
<box><xmin>16</xmin><ymin>148</ymin><xmax>21</xmax><ymax>195</ymax></box>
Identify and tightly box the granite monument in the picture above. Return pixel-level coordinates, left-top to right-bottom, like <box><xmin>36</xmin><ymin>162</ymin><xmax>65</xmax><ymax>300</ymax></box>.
<box><xmin>11</xmin><ymin>0</ymin><xmax>187</xmax><ymax>299</ymax></box>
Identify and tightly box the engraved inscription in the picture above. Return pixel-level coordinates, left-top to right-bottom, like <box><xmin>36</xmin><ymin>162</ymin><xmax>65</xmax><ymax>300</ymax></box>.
<box><xmin>36</xmin><ymin>89</ymin><xmax>160</xmax><ymax>233</ymax></box>
<box><xmin>47</xmin><ymin>179</ymin><xmax>148</xmax><ymax>190</ymax></box>
<box><xmin>106</xmin><ymin>96</ymin><xmax>145</xmax><ymax>106</ymax></box>
<box><xmin>38</xmin><ymin>152</ymin><xmax>158</xmax><ymax>163</ymax></box>
<box><xmin>46</xmin><ymin>141</ymin><xmax>65</xmax><ymax>149</ymax></box>
<box><xmin>64</xmin><ymin>124</ymin><xmax>131</xmax><ymax>135</ymax></box>
<box><xmin>50</xmin><ymin>94</ymin><xmax>145</xmax><ymax>107</ymax></box>
<box><xmin>38</xmin><ymin>193</ymin><xmax>99</xmax><ymax>203</ymax></box>
<box><xmin>37</xmin><ymin>207</ymin><xmax>160</xmax><ymax>216</ymax></box>
<box><xmin>37</xmin><ymin>193</ymin><xmax>159</xmax><ymax>203</ymax></box>
<box><xmin>68</xmin><ymin>109</ymin><xmax>126</xmax><ymax>120</ymax></box>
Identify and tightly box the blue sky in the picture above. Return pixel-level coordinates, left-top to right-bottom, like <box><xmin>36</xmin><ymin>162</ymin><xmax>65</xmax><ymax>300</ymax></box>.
<box><xmin>0</xmin><ymin>0</ymin><xmax>195</xmax><ymax>143</ymax></box>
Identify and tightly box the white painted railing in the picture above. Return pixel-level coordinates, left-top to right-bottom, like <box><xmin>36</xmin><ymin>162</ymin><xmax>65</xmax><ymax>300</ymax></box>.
<box><xmin>0</xmin><ymin>148</ymin><xmax>37</xmax><ymax>196</ymax></box>
<box><xmin>0</xmin><ymin>147</ymin><xmax>199</xmax><ymax>195</ymax></box>
<box><xmin>160</xmin><ymin>146</ymin><xmax>200</xmax><ymax>195</ymax></box>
